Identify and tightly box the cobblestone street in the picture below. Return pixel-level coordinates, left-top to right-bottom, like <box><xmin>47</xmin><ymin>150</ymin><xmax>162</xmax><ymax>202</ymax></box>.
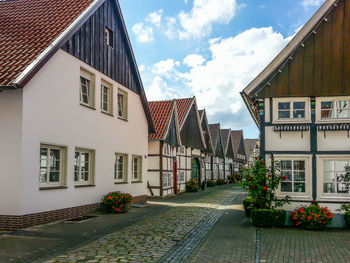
<box><xmin>3</xmin><ymin>185</ymin><xmax>350</xmax><ymax>263</ymax></box>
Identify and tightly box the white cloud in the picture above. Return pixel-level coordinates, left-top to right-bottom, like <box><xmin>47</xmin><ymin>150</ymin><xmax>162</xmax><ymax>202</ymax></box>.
<box><xmin>132</xmin><ymin>23</ymin><xmax>154</xmax><ymax>43</ymax></box>
<box><xmin>146</xmin><ymin>10</ymin><xmax>163</xmax><ymax>27</ymax></box>
<box><xmin>300</xmin><ymin>0</ymin><xmax>324</xmax><ymax>9</ymax></box>
<box><xmin>146</xmin><ymin>76</ymin><xmax>180</xmax><ymax>101</ymax></box>
<box><xmin>165</xmin><ymin>0</ymin><xmax>237</xmax><ymax>40</ymax></box>
<box><xmin>144</xmin><ymin>27</ymin><xmax>292</xmax><ymax>130</ymax></box>
<box><xmin>183</xmin><ymin>54</ymin><xmax>206</xmax><ymax>68</ymax></box>
<box><xmin>152</xmin><ymin>59</ymin><xmax>180</xmax><ymax>78</ymax></box>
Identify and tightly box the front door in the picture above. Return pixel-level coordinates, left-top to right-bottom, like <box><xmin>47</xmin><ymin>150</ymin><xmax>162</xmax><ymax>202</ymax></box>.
<box><xmin>173</xmin><ymin>159</ymin><xmax>178</xmax><ymax>194</ymax></box>
<box><xmin>191</xmin><ymin>158</ymin><xmax>200</xmax><ymax>183</ymax></box>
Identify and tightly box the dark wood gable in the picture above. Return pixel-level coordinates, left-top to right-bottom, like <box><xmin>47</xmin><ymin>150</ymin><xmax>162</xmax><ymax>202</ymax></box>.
<box><xmin>164</xmin><ymin>113</ymin><xmax>178</xmax><ymax>147</ymax></box>
<box><xmin>226</xmin><ymin>136</ymin><xmax>234</xmax><ymax>159</ymax></box>
<box><xmin>181</xmin><ymin>105</ymin><xmax>205</xmax><ymax>150</ymax></box>
<box><xmin>258</xmin><ymin>0</ymin><xmax>350</xmax><ymax>98</ymax></box>
<box><xmin>201</xmin><ymin>115</ymin><xmax>213</xmax><ymax>155</ymax></box>
<box><xmin>62</xmin><ymin>0</ymin><xmax>139</xmax><ymax>93</ymax></box>
<box><xmin>216</xmin><ymin>132</ymin><xmax>225</xmax><ymax>158</ymax></box>
<box><xmin>237</xmin><ymin>136</ymin><xmax>246</xmax><ymax>157</ymax></box>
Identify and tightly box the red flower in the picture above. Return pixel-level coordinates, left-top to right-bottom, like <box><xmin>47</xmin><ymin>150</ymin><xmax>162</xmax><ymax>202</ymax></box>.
<box><xmin>249</xmin><ymin>177</ymin><xmax>254</xmax><ymax>181</ymax></box>
<box><xmin>263</xmin><ymin>186</ymin><xmax>267</xmax><ymax>191</ymax></box>
<box><xmin>251</xmin><ymin>185</ymin><xmax>255</xmax><ymax>189</ymax></box>
<box><xmin>261</xmin><ymin>160</ymin><xmax>265</xmax><ymax>164</ymax></box>
<box><xmin>268</xmin><ymin>174</ymin><xmax>272</xmax><ymax>178</ymax></box>
<box><xmin>283</xmin><ymin>176</ymin><xmax>287</xmax><ymax>180</ymax></box>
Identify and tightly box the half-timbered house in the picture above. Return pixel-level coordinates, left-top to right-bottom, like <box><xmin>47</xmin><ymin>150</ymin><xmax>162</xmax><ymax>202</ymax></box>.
<box><xmin>0</xmin><ymin>0</ymin><xmax>155</xmax><ymax>230</ymax></box>
<box><xmin>231</xmin><ymin>130</ymin><xmax>247</xmax><ymax>173</ymax></box>
<box><xmin>175</xmin><ymin>98</ymin><xmax>207</xmax><ymax>186</ymax></box>
<box><xmin>199</xmin><ymin>109</ymin><xmax>215</xmax><ymax>181</ymax></box>
<box><xmin>221</xmin><ymin>129</ymin><xmax>235</xmax><ymax>179</ymax></box>
<box><xmin>209</xmin><ymin>124</ymin><xmax>225</xmax><ymax>180</ymax></box>
<box><xmin>147</xmin><ymin>100</ymin><xmax>181</xmax><ymax>197</ymax></box>
<box><xmin>241</xmin><ymin>0</ymin><xmax>350</xmax><ymax>226</ymax></box>
<box><xmin>244</xmin><ymin>139</ymin><xmax>260</xmax><ymax>168</ymax></box>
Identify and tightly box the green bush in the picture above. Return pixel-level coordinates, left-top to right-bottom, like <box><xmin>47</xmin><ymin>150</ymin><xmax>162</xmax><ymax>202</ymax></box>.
<box><xmin>251</xmin><ymin>209</ymin><xmax>286</xmax><ymax>227</ymax></box>
<box><xmin>186</xmin><ymin>179</ymin><xmax>199</xmax><ymax>192</ymax></box>
<box><xmin>345</xmin><ymin>212</ymin><xmax>350</xmax><ymax>228</ymax></box>
<box><xmin>227</xmin><ymin>175</ymin><xmax>237</xmax><ymax>184</ymax></box>
<box><xmin>216</xmin><ymin>179</ymin><xmax>226</xmax><ymax>185</ymax></box>
<box><xmin>102</xmin><ymin>191</ymin><xmax>133</xmax><ymax>213</ymax></box>
<box><xmin>243</xmin><ymin>197</ymin><xmax>253</xmax><ymax>217</ymax></box>
<box><xmin>207</xmin><ymin>179</ymin><xmax>216</xmax><ymax>187</ymax></box>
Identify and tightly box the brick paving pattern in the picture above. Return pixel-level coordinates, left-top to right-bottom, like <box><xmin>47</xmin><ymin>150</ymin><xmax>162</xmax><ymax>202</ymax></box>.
<box><xmin>260</xmin><ymin>228</ymin><xmax>350</xmax><ymax>263</ymax></box>
<box><xmin>44</xmin><ymin>186</ymin><xmax>238</xmax><ymax>263</ymax></box>
<box><xmin>186</xmin><ymin>194</ymin><xmax>256</xmax><ymax>263</ymax></box>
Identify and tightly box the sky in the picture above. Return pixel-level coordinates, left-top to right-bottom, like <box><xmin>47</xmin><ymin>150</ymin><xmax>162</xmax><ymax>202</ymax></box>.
<box><xmin>119</xmin><ymin>0</ymin><xmax>325</xmax><ymax>139</ymax></box>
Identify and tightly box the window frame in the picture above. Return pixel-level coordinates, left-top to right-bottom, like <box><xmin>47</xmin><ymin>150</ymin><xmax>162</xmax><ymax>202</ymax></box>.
<box><xmin>275</xmin><ymin>155</ymin><xmax>312</xmax><ymax>200</ymax></box>
<box><xmin>131</xmin><ymin>155</ymin><xmax>142</xmax><ymax>182</ymax></box>
<box><xmin>279</xmin><ymin>160</ymin><xmax>306</xmax><ymax>194</ymax></box>
<box><xmin>272</xmin><ymin>98</ymin><xmax>310</xmax><ymax>124</ymax></box>
<box><xmin>39</xmin><ymin>144</ymin><xmax>67</xmax><ymax>188</ymax></box>
<box><xmin>317</xmin><ymin>97</ymin><xmax>350</xmax><ymax>123</ymax></box>
<box><xmin>80</xmin><ymin>68</ymin><xmax>95</xmax><ymax>108</ymax></box>
<box><xmin>104</xmin><ymin>26</ymin><xmax>114</xmax><ymax>48</ymax></box>
<box><xmin>114</xmin><ymin>153</ymin><xmax>128</xmax><ymax>183</ymax></box>
<box><xmin>117</xmin><ymin>89</ymin><xmax>128</xmax><ymax>120</ymax></box>
<box><xmin>100</xmin><ymin>80</ymin><xmax>113</xmax><ymax>115</ymax></box>
<box><xmin>74</xmin><ymin>148</ymin><xmax>95</xmax><ymax>186</ymax></box>
<box><xmin>317</xmin><ymin>155</ymin><xmax>350</xmax><ymax>201</ymax></box>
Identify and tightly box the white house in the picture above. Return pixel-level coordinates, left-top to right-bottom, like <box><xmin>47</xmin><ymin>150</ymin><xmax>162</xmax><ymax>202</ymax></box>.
<box><xmin>209</xmin><ymin>123</ymin><xmax>225</xmax><ymax>180</ymax></box>
<box><xmin>221</xmin><ymin>129</ymin><xmax>235</xmax><ymax>179</ymax></box>
<box><xmin>241</xmin><ymin>0</ymin><xmax>350</xmax><ymax>226</ymax></box>
<box><xmin>0</xmin><ymin>0</ymin><xmax>155</xmax><ymax>230</ymax></box>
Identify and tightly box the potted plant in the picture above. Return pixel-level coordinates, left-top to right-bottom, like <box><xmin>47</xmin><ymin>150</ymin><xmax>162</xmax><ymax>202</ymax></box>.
<box><xmin>290</xmin><ymin>202</ymin><xmax>333</xmax><ymax>230</ymax></box>
<box><xmin>186</xmin><ymin>179</ymin><xmax>200</xmax><ymax>192</ymax></box>
<box><xmin>102</xmin><ymin>191</ymin><xmax>133</xmax><ymax>213</ymax></box>
<box><xmin>207</xmin><ymin>179</ymin><xmax>216</xmax><ymax>187</ymax></box>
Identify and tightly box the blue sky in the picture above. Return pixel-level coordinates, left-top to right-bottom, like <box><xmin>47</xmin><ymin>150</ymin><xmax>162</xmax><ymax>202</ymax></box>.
<box><xmin>119</xmin><ymin>0</ymin><xmax>324</xmax><ymax>138</ymax></box>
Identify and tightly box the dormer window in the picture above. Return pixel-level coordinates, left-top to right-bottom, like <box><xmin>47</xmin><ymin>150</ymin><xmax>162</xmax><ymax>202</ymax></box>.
<box><xmin>278</xmin><ymin>102</ymin><xmax>305</xmax><ymax>119</ymax></box>
<box><xmin>104</xmin><ymin>27</ymin><xmax>113</xmax><ymax>47</ymax></box>
<box><xmin>321</xmin><ymin>100</ymin><xmax>349</xmax><ymax>119</ymax></box>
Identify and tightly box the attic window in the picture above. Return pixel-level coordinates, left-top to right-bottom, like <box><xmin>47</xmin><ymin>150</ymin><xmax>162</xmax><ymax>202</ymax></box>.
<box><xmin>104</xmin><ymin>27</ymin><xmax>113</xmax><ymax>47</ymax></box>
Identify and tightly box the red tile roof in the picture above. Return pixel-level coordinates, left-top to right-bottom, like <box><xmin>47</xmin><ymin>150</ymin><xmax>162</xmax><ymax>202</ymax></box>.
<box><xmin>0</xmin><ymin>0</ymin><xmax>95</xmax><ymax>86</ymax></box>
<box><xmin>148</xmin><ymin>100</ymin><xmax>174</xmax><ymax>140</ymax></box>
<box><xmin>175</xmin><ymin>98</ymin><xmax>194</xmax><ymax>127</ymax></box>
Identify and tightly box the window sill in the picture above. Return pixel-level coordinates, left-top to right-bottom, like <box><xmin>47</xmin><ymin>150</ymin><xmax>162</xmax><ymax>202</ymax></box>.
<box><xmin>75</xmin><ymin>184</ymin><xmax>96</xmax><ymax>188</ymax></box>
<box><xmin>39</xmin><ymin>186</ymin><xmax>68</xmax><ymax>191</ymax></box>
<box><xmin>118</xmin><ymin>116</ymin><xmax>128</xmax><ymax>122</ymax></box>
<box><xmin>131</xmin><ymin>181</ymin><xmax>143</xmax><ymax>184</ymax></box>
<box><xmin>101</xmin><ymin>111</ymin><xmax>114</xmax><ymax>117</ymax></box>
<box><xmin>80</xmin><ymin>103</ymin><xmax>96</xmax><ymax>110</ymax></box>
<box><xmin>115</xmin><ymin>181</ymin><xmax>128</xmax><ymax>185</ymax></box>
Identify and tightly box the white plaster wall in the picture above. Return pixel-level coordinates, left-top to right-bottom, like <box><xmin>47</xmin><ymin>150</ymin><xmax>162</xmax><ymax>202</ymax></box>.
<box><xmin>148</xmin><ymin>156</ymin><xmax>160</xmax><ymax>170</ymax></box>
<box><xmin>148</xmin><ymin>141</ymin><xmax>159</xmax><ymax>155</ymax></box>
<box><xmin>19</xmin><ymin>50</ymin><xmax>149</xmax><ymax>215</ymax></box>
<box><xmin>317</xmin><ymin>131</ymin><xmax>350</xmax><ymax>151</ymax></box>
<box><xmin>264</xmin><ymin>98</ymin><xmax>270</xmax><ymax>123</ymax></box>
<box><xmin>265</xmin><ymin>127</ymin><xmax>310</xmax><ymax>151</ymax></box>
<box><xmin>0</xmin><ymin>90</ymin><xmax>23</xmax><ymax>215</ymax></box>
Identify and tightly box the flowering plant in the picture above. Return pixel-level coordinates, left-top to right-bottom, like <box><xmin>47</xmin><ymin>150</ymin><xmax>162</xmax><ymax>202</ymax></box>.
<box><xmin>240</xmin><ymin>159</ymin><xmax>290</xmax><ymax>209</ymax></box>
<box><xmin>290</xmin><ymin>202</ymin><xmax>333</xmax><ymax>229</ymax></box>
<box><xmin>102</xmin><ymin>191</ymin><xmax>133</xmax><ymax>213</ymax></box>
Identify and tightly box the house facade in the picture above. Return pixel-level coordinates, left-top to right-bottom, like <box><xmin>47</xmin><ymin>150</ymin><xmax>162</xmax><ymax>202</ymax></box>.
<box><xmin>209</xmin><ymin>124</ymin><xmax>225</xmax><ymax>180</ymax></box>
<box><xmin>0</xmin><ymin>0</ymin><xmax>154</xmax><ymax>230</ymax></box>
<box><xmin>221</xmin><ymin>129</ymin><xmax>235</xmax><ymax>179</ymax></box>
<box><xmin>231</xmin><ymin>130</ymin><xmax>247</xmax><ymax>173</ymax></box>
<box><xmin>147</xmin><ymin>100</ymin><xmax>181</xmax><ymax>197</ymax></box>
<box><xmin>241</xmin><ymin>0</ymin><xmax>350</xmax><ymax>226</ymax></box>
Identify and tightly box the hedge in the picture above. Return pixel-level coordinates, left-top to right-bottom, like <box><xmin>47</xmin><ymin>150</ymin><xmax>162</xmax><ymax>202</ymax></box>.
<box><xmin>251</xmin><ymin>209</ymin><xmax>286</xmax><ymax>228</ymax></box>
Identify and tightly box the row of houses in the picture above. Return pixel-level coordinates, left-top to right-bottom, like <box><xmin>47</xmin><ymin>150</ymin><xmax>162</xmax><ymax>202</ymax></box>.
<box><xmin>0</xmin><ymin>0</ymin><xmax>257</xmax><ymax>230</ymax></box>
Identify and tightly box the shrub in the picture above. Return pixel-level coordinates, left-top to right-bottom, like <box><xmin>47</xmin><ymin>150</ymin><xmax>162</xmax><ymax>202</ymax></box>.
<box><xmin>227</xmin><ymin>175</ymin><xmax>237</xmax><ymax>184</ymax></box>
<box><xmin>290</xmin><ymin>202</ymin><xmax>333</xmax><ymax>230</ymax></box>
<box><xmin>216</xmin><ymin>179</ymin><xmax>226</xmax><ymax>185</ymax></box>
<box><xmin>102</xmin><ymin>191</ymin><xmax>133</xmax><ymax>214</ymax></box>
<box><xmin>251</xmin><ymin>209</ymin><xmax>286</xmax><ymax>227</ymax></box>
<box><xmin>345</xmin><ymin>212</ymin><xmax>350</xmax><ymax>228</ymax></box>
<box><xmin>243</xmin><ymin>197</ymin><xmax>253</xmax><ymax>217</ymax></box>
<box><xmin>207</xmin><ymin>179</ymin><xmax>216</xmax><ymax>187</ymax></box>
<box><xmin>186</xmin><ymin>179</ymin><xmax>199</xmax><ymax>192</ymax></box>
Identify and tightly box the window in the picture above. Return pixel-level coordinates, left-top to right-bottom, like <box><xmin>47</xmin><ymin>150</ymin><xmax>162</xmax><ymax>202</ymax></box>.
<box><xmin>132</xmin><ymin>155</ymin><xmax>142</xmax><ymax>181</ymax></box>
<box><xmin>323</xmin><ymin>160</ymin><xmax>350</xmax><ymax>194</ymax></box>
<box><xmin>114</xmin><ymin>153</ymin><xmax>127</xmax><ymax>182</ymax></box>
<box><xmin>104</xmin><ymin>27</ymin><xmax>113</xmax><ymax>47</ymax></box>
<box><xmin>178</xmin><ymin>170</ymin><xmax>185</xmax><ymax>182</ymax></box>
<box><xmin>163</xmin><ymin>172</ymin><xmax>173</xmax><ymax>188</ymax></box>
<box><xmin>74</xmin><ymin>148</ymin><xmax>95</xmax><ymax>185</ymax></box>
<box><xmin>280</xmin><ymin>160</ymin><xmax>306</xmax><ymax>193</ymax></box>
<box><xmin>321</xmin><ymin>100</ymin><xmax>350</xmax><ymax>119</ymax></box>
<box><xmin>80</xmin><ymin>69</ymin><xmax>95</xmax><ymax>108</ymax></box>
<box><xmin>40</xmin><ymin>145</ymin><xmax>66</xmax><ymax>187</ymax></box>
<box><xmin>117</xmin><ymin>90</ymin><xmax>127</xmax><ymax>119</ymax></box>
<box><xmin>278</xmin><ymin>102</ymin><xmax>305</xmax><ymax>119</ymax></box>
<box><xmin>101</xmin><ymin>81</ymin><xmax>113</xmax><ymax>114</ymax></box>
